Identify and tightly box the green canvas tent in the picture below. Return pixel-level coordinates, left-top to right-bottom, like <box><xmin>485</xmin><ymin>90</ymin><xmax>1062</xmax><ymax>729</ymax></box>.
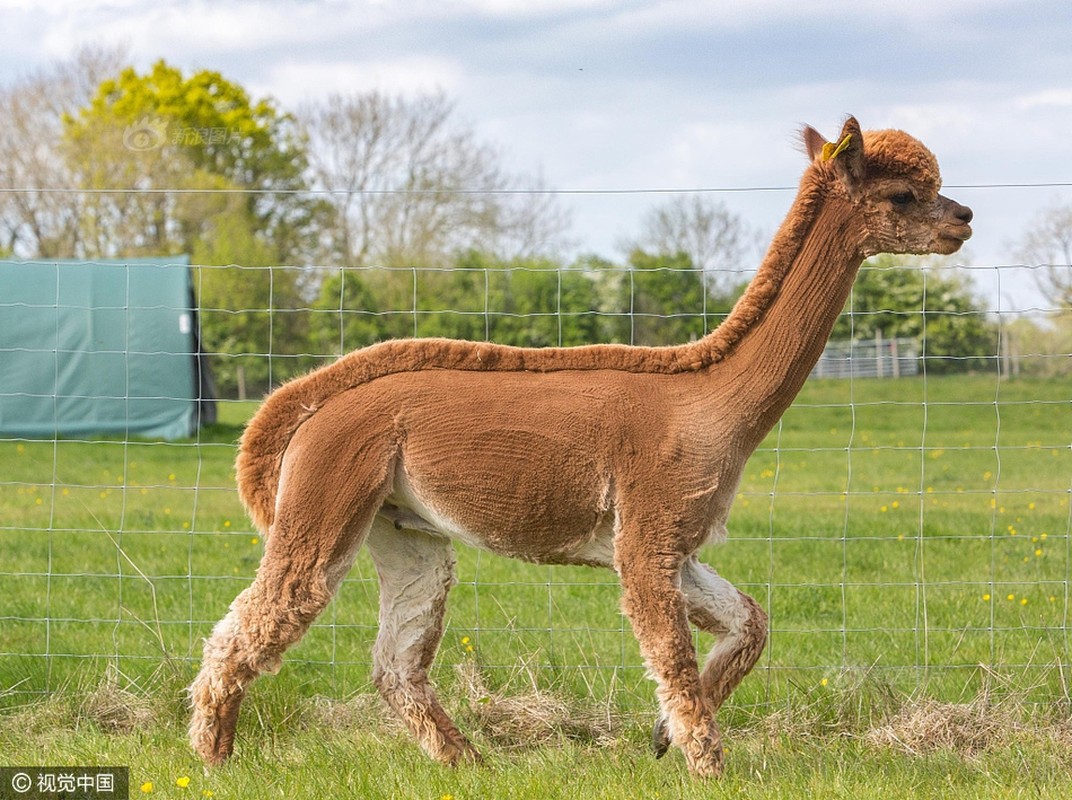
<box><xmin>0</xmin><ymin>257</ymin><xmax>216</xmax><ymax>440</ymax></box>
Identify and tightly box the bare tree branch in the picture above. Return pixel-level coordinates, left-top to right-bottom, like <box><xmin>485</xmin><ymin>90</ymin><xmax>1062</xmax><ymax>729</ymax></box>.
<box><xmin>0</xmin><ymin>45</ymin><xmax>128</xmax><ymax>257</ymax></box>
<box><xmin>298</xmin><ymin>90</ymin><xmax>570</xmax><ymax>268</ymax></box>
<box><xmin>1014</xmin><ymin>203</ymin><xmax>1072</xmax><ymax>308</ymax></box>
<box><xmin>626</xmin><ymin>195</ymin><xmax>755</xmax><ymax>296</ymax></box>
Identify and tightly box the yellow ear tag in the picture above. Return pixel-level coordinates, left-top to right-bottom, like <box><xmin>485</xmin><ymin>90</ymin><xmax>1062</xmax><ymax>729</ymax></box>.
<box><xmin>820</xmin><ymin>133</ymin><xmax>852</xmax><ymax>162</ymax></box>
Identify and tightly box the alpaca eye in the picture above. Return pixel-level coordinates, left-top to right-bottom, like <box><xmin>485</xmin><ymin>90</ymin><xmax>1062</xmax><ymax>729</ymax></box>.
<box><xmin>890</xmin><ymin>192</ymin><xmax>914</xmax><ymax>207</ymax></box>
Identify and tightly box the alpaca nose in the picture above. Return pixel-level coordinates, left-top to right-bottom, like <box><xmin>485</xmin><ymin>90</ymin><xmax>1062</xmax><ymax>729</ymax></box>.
<box><xmin>955</xmin><ymin>204</ymin><xmax>973</xmax><ymax>224</ymax></box>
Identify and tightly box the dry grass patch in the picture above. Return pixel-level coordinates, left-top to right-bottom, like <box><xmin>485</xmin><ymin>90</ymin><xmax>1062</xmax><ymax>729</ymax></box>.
<box><xmin>77</xmin><ymin>679</ymin><xmax>157</xmax><ymax>733</ymax></box>
<box><xmin>303</xmin><ymin>693</ymin><xmax>405</xmax><ymax>735</ymax></box>
<box><xmin>300</xmin><ymin>661</ymin><xmax>619</xmax><ymax>750</ymax></box>
<box><xmin>455</xmin><ymin>661</ymin><xmax>619</xmax><ymax>749</ymax></box>
<box><xmin>865</xmin><ymin>699</ymin><xmax>1011</xmax><ymax>755</ymax></box>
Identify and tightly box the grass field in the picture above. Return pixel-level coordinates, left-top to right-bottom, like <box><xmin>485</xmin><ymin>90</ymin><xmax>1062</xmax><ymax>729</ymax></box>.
<box><xmin>2</xmin><ymin>373</ymin><xmax>1071</xmax><ymax>797</ymax></box>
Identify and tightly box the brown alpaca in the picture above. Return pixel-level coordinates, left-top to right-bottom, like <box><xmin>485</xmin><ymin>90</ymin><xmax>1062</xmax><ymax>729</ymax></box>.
<box><xmin>189</xmin><ymin>117</ymin><xmax>972</xmax><ymax>777</ymax></box>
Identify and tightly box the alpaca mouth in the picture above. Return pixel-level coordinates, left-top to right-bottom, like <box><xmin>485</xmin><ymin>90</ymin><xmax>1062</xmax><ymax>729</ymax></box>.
<box><xmin>935</xmin><ymin>225</ymin><xmax>972</xmax><ymax>253</ymax></box>
<box><xmin>943</xmin><ymin>224</ymin><xmax>972</xmax><ymax>243</ymax></box>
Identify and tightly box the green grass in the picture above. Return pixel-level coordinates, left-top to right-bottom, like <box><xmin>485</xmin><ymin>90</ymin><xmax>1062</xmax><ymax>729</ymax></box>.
<box><xmin>2</xmin><ymin>374</ymin><xmax>1071</xmax><ymax>796</ymax></box>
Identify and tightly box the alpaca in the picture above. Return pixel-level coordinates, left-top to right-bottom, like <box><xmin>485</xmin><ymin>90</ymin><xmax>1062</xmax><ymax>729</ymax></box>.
<box><xmin>189</xmin><ymin>117</ymin><xmax>972</xmax><ymax>777</ymax></box>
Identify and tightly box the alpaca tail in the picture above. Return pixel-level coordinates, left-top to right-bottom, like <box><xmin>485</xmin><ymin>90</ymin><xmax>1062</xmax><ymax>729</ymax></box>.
<box><xmin>233</xmin><ymin>336</ymin><xmax>505</xmax><ymax>533</ymax></box>
<box><xmin>234</xmin><ymin>373</ymin><xmax>321</xmax><ymax>535</ymax></box>
<box><xmin>235</xmin><ymin>345</ymin><xmax>382</xmax><ymax>533</ymax></box>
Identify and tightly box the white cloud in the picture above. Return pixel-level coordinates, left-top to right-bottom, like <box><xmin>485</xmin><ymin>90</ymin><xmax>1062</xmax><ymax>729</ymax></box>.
<box><xmin>1017</xmin><ymin>89</ymin><xmax>1072</xmax><ymax>110</ymax></box>
<box><xmin>259</xmin><ymin>56</ymin><xmax>466</xmax><ymax>106</ymax></box>
<box><xmin>1</xmin><ymin>0</ymin><xmax>1069</xmax><ymax>311</ymax></box>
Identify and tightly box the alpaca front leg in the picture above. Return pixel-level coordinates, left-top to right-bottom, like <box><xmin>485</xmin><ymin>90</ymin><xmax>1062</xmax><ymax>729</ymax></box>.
<box><xmin>652</xmin><ymin>557</ymin><xmax>768</xmax><ymax>757</ymax></box>
<box><xmin>681</xmin><ymin>558</ymin><xmax>768</xmax><ymax>709</ymax></box>
<box><xmin>616</xmin><ymin>538</ymin><xmax>722</xmax><ymax>778</ymax></box>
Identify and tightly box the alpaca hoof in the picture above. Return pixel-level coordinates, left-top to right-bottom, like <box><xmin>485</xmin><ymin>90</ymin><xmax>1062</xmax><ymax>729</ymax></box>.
<box><xmin>191</xmin><ymin>724</ymin><xmax>236</xmax><ymax>767</ymax></box>
<box><xmin>457</xmin><ymin>744</ymin><xmax>484</xmax><ymax>767</ymax></box>
<box><xmin>190</xmin><ymin>694</ymin><xmax>243</xmax><ymax>766</ymax></box>
<box><xmin>686</xmin><ymin>740</ymin><xmax>724</xmax><ymax>779</ymax></box>
<box><xmin>651</xmin><ymin>715</ymin><xmax>671</xmax><ymax>758</ymax></box>
<box><xmin>439</xmin><ymin>738</ymin><xmax>483</xmax><ymax>767</ymax></box>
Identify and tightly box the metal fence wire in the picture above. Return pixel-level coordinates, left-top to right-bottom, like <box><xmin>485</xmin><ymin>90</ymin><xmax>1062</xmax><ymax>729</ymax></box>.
<box><xmin>1</xmin><ymin>260</ymin><xmax>1070</xmax><ymax>718</ymax></box>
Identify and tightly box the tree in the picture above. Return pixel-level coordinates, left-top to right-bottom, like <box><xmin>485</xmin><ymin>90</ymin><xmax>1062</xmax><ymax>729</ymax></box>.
<box><xmin>63</xmin><ymin>59</ymin><xmax>320</xmax><ymax>263</ymax></box>
<box><xmin>298</xmin><ymin>90</ymin><xmax>571</xmax><ymax>268</ymax></box>
<box><xmin>0</xmin><ymin>46</ymin><xmax>127</xmax><ymax>257</ymax></box>
<box><xmin>62</xmin><ymin>61</ymin><xmax>327</xmax><ymax>395</ymax></box>
<box><xmin>614</xmin><ymin>249</ymin><xmax>711</xmax><ymax>346</ymax></box>
<box><xmin>1013</xmin><ymin>202</ymin><xmax>1072</xmax><ymax>308</ymax></box>
<box><xmin>832</xmin><ymin>256</ymin><xmax>998</xmax><ymax>373</ymax></box>
<box><xmin>309</xmin><ymin>268</ymin><xmax>385</xmax><ymax>358</ymax></box>
<box><xmin>191</xmin><ymin>202</ymin><xmax>309</xmax><ymax>398</ymax></box>
<box><xmin>454</xmin><ymin>251</ymin><xmax>603</xmax><ymax>347</ymax></box>
<box><xmin>1002</xmin><ymin>312</ymin><xmax>1072</xmax><ymax>378</ymax></box>
<box><xmin>626</xmin><ymin>195</ymin><xmax>755</xmax><ymax>298</ymax></box>
<box><xmin>308</xmin><ymin>251</ymin><xmax>605</xmax><ymax>357</ymax></box>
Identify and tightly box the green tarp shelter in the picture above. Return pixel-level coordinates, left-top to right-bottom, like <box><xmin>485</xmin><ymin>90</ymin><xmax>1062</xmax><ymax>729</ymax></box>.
<box><xmin>0</xmin><ymin>257</ymin><xmax>216</xmax><ymax>440</ymax></box>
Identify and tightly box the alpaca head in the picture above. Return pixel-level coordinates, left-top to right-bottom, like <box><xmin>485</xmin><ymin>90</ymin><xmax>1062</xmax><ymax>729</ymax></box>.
<box><xmin>803</xmin><ymin>116</ymin><xmax>973</xmax><ymax>258</ymax></box>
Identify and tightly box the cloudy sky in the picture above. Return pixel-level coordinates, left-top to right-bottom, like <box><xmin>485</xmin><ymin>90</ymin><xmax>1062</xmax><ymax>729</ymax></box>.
<box><xmin>3</xmin><ymin>0</ymin><xmax>1071</xmax><ymax>309</ymax></box>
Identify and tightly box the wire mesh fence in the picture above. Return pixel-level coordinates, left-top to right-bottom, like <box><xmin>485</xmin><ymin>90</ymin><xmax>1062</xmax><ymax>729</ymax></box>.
<box><xmin>1</xmin><ymin>258</ymin><xmax>1070</xmax><ymax>719</ymax></box>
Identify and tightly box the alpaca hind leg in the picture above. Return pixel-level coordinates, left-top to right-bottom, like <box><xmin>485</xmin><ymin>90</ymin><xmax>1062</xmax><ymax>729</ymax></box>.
<box><xmin>652</xmin><ymin>557</ymin><xmax>768</xmax><ymax>757</ymax></box>
<box><xmin>615</xmin><ymin>533</ymin><xmax>722</xmax><ymax>778</ymax></box>
<box><xmin>366</xmin><ymin>519</ymin><xmax>479</xmax><ymax>765</ymax></box>
<box><xmin>190</xmin><ymin>499</ymin><xmax>382</xmax><ymax>764</ymax></box>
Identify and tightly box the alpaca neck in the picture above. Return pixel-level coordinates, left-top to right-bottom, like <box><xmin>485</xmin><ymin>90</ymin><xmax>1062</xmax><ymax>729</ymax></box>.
<box><xmin>711</xmin><ymin>177</ymin><xmax>865</xmax><ymax>437</ymax></box>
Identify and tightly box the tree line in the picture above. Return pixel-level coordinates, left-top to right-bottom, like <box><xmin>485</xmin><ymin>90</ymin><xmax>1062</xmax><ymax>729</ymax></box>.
<box><xmin>3</xmin><ymin>49</ymin><xmax>1057</xmax><ymax>396</ymax></box>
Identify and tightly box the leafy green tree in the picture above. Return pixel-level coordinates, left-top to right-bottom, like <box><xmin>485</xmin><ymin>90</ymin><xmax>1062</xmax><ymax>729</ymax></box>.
<box><xmin>612</xmin><ymin>250</ymin><xmax>712</xmax><ymax>346</ymax></box>
<box><xmin>453</xmin><ymin>251</ymin><xmax>603</xmax><ymax>347</ymax></box>
<box><xmin>64</xmin><ymin>60</ymin><xmax>328</xmax><ymax>395</ymax></box>
<box><xmin>64</xmin><ymin>59</ymin><xmax>319</xmax><ymax>262</ymax></box>
<box><xmin>309</xmin><ymin>268</ymin><xmax>385</xmax><ymax>358</ymax></box>
<box><xmin>308</xmin><ymin>252</ymin><xmax>606</xmax><ymax>356</ymax></box>
<box><xmin>192</xmin><ymin>203</ymin><xmax>309</xmax><ymax>397</ymax></box>
<box><xmin>833</xmin><ymin>256</ymin><xmax>998</xmax><ymax>373</ymax></box>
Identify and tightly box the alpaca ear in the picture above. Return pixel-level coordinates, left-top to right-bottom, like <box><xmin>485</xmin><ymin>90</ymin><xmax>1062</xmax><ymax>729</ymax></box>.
<box><xmin>830</xmin><ymin>116</ymin><xmax>865</xmax><ymax>195</ymax></box>
<box><xmin>802</xmin><ymin>125</ymin><xmax>828</xmax><ymax>162</ymax></box>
